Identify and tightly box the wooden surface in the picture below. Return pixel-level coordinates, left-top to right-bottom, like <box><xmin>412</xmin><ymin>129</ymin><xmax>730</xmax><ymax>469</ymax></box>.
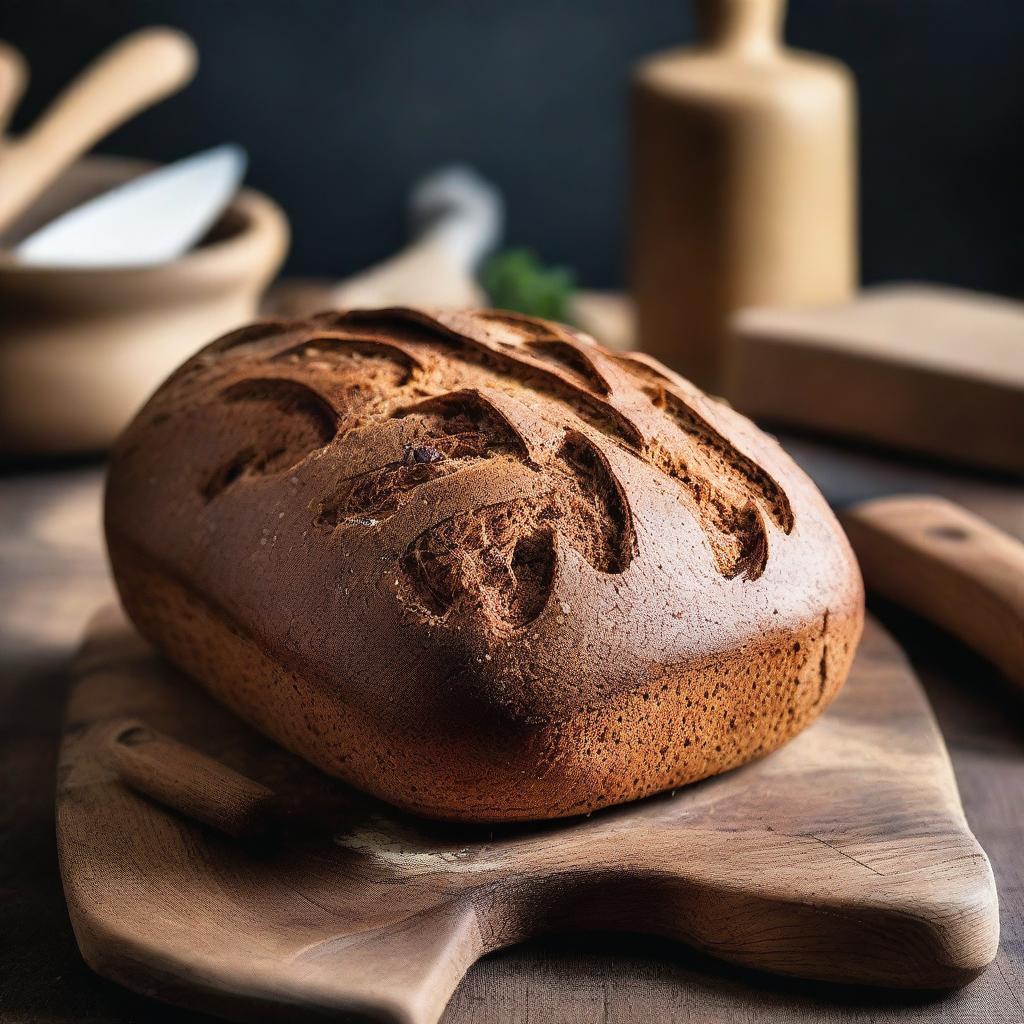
<box><xmin>727</xmin><ymin>285</ymin><xmax>1024</xmax><ymax>476</ymax></box>
<box><xmin>3</xmin><ymin>443</ymin><xmax>1024</xmax><ymax>1023</ymax></box>
<box><xmin>843</xmin><ymin>495</ymin><xmax>1024</xmax><ymax>691</ymax></box>
<box><xmin>58</xmin><ymin>604</ymin><xmax>995</xmax><ymax>1022</ymax></box>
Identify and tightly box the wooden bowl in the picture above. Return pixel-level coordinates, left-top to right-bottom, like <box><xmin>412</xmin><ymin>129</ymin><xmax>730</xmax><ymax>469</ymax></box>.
<box><xmin>0</xmin><ymin>154</ymin><xmax>289</xmax><ymax>456</ymax></box>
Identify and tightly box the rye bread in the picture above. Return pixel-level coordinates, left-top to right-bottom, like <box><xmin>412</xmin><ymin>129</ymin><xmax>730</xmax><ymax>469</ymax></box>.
<box><xmin>105</xmin><ymin>307</ymin><xmax>863</xmax><ymax>822</ymax></box>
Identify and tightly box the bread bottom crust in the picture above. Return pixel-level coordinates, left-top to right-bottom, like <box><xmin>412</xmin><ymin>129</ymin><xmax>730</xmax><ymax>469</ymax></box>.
<box><xmin>109</xmin><ymin>537</ymin><xmax>862</xmax><ymax>823</ymax></box>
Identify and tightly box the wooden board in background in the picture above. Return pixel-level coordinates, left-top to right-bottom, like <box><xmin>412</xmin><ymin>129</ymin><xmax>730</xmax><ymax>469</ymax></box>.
<box><xmin>726</xmin><ymin>285</ymin><xmax>1024</xmax><ymax>477</ymax></box>
<box><xmin>57</xmin><ymin>606</ymin><xmax>999</xmax><ymax>1024</ymax></box>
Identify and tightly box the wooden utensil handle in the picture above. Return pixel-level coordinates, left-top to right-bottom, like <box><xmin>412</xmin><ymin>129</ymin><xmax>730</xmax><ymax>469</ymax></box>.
<box><xmin>0</xmin><ymin>41</ymin><xmax>28</xmax><ymax>135</ymax></box>
<box><xmin>106</xmin><ymin>719</ymin><xmax>278</xmax><ymax>837</ymax></box>
<box><xmin>0</xmin><ymin>27</ymin><xmax>196</xmax><ymax>234</ymax></box>
<box><xmin>842</xmin><ymin>495</ymin><xmax>1024</xmax><ymax>689</ymax></box>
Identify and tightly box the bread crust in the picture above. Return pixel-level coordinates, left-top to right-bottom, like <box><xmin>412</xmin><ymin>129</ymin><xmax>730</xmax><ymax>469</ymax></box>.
<box><xmin>105</xmin><ymin>307</ymin><xmax>863</xmax><ymax>822</ymax></box>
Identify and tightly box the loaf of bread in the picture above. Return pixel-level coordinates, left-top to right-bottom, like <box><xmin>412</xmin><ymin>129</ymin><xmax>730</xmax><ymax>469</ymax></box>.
<box><xmin>105</xmin><ymin>307</ymin><xmax>863</xmax><ymax>822</ymax></box>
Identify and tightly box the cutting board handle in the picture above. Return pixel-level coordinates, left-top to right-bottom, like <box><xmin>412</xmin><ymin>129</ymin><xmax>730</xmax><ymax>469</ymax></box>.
<box><xmin>104</xmin><ymin>716</ymin><xmax>485</xmax><ymax>1024</ymax></box>
<box><xmin>842</xmin><ymin>495</ymin><xmax>1024</xmax><ymax>690</ymax></box>
<box><xmin>105</xmin><ymin>719</ymin><xmax>278</xmax><ymax>837</ymax></box>
<box><xmin>293</xmin><ymin>901</ymin><xmax>484</xmax><ymax>1024</ymax></box>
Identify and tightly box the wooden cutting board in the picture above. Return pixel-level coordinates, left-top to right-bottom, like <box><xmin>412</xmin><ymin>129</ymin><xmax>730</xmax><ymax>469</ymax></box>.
<box><xmin>57</xmin><ymin>606</ymin><xmax>999</xmax><ymax>1024</ymax></box>
<box><xmin>725</xmin><ymin>285</ymin><xmax>1024</xmax><ymax>477</ymax></box>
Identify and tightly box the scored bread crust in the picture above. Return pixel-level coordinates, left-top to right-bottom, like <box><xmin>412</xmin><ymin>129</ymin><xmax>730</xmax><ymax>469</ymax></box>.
<box><xmin>105</xmin><ymin>307</ymin><xmax>863</xmax><ymax>822</ymax></box>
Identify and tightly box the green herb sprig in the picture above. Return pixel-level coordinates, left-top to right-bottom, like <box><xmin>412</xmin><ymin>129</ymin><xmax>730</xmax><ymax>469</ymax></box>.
<box><xmin>481</xmin><ymin>248</ymin><xmax>575</xmax><ymax>323</ymax></box>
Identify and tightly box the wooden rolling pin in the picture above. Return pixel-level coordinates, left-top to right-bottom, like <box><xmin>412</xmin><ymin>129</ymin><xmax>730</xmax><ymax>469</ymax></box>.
<box><xmin>842</xmin><ymin>495</ymin><xmax>1024</xmax><ymax>690</ymax></box>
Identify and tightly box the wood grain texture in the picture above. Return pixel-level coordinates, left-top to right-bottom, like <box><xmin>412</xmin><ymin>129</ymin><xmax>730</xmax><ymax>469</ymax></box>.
<box><xmin>843</xmin><ymin>495</ymin><xmax>1024</xmax><ymax>691</ymax></box>
<box><xmin>57</xmin><ymin>604</ymin><xmax>998</xmax><ymax>1023</ymax></box>
<box><xmin>726</xmin><ymin>285</ymin><xmax>1024</xmax><ymax>476</ymax></box>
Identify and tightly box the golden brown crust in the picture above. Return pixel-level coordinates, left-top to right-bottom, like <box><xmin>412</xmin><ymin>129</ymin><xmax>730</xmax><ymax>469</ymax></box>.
<box><xmin>105</xmin><ymin>307</ymin><xmax>864</xmax><ymax>822</ymax></box>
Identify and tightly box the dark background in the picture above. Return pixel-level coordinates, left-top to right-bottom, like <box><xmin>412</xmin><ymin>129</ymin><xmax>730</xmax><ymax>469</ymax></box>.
<box><xmin>3</xmin><ymin>0</ymin><xmax>1022</xmax><ymax>296</ymax></box>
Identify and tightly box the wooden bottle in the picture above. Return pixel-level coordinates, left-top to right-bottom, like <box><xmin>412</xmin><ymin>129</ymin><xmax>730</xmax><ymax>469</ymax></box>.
<box><xmin>629</xmin><ymin>0</ymin><xmax>856</xmax><ymax>389</ymax></box>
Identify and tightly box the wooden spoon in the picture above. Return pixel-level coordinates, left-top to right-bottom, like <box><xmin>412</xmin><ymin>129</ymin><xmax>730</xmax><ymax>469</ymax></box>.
<box><xmin>0</xmin><ymin>27</ymin><xmax>196</xmax><ymax>236</ymax></box>
<box><xmin>0</xmin><ymin>41</ymin><xmax>28</xmax><ymax>135</ymax></box>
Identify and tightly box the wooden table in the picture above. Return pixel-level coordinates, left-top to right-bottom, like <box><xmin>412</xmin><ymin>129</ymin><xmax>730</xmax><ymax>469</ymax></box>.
<box><xmin>2</xmin><ymin>439</ymin><xmax>1022</xmax><ymax>1024</ymax></box>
